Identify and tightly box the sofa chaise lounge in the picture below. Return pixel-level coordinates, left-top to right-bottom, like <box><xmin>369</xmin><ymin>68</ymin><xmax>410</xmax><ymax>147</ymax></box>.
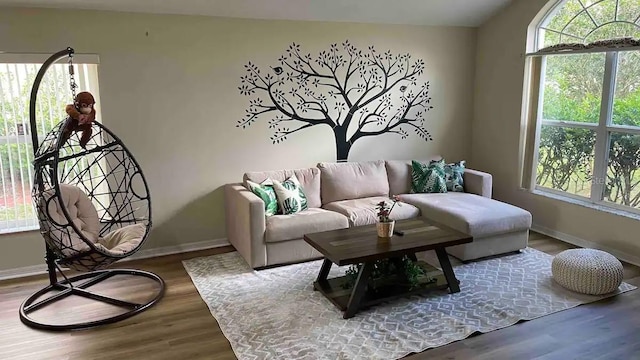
<box><xmin>224</xmin><ymin>159</ymin><xmax>532</xmax><ymax>269</ymax></box>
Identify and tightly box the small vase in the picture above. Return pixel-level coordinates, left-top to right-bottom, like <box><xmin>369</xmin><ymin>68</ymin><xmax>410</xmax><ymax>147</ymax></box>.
<box><xmin>377</xmin><ymin>220</ymin><xmax>395</xmax><ymax>238</ymax></box>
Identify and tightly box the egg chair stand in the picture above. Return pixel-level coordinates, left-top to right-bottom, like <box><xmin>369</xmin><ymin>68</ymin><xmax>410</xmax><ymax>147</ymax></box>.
<box><xmin>20</xmin><ymin>268</ymin><xmax>165</xmax><ymax>331</ymax></box>
<box><xmin>19</xmin><ymin>48</ymin><xmax>165</xmax><ymax>331</ymax></box>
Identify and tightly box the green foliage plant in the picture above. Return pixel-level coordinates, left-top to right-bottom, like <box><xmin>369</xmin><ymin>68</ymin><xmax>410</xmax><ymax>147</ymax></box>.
<box><xmin>343</xmin><ymin>255</ymin><xmax>434</xmax><ymax>292</ymax></box>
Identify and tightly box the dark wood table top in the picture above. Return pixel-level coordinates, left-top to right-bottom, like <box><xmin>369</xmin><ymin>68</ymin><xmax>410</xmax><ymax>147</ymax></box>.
<box><xmin>304</xmin><ymin>218</ymin><xmax>472</xmax><ymax>266</ymax></box>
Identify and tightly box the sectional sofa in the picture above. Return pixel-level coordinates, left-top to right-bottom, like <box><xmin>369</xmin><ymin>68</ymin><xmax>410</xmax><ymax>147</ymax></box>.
<box><xmin>224</xmin><ymin>159</ymin><xmax>532</xmax><ymax>269</ymax></box>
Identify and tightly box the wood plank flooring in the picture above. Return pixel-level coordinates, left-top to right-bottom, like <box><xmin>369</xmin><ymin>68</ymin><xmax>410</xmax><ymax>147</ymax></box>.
<box><xmin>0</xmin><ymin>232</ymin><xmax>639</xmax><ymax>360</ymax></box>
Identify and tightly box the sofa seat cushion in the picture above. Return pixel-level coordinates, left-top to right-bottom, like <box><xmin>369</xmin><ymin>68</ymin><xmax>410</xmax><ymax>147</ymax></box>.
<box><xmin>265</xmin><ymin>208</ymin><xmax>349</xmax><ymax>243</ymax></box>
<box><xmin>323</xmin><ymin>196</ymin><xmax>420</xmax><ymax>227</ymax></box>
<box><xmin>400</xmin><ymin>193</ymin><xmax>531</xmax><ymax>237</ymax></box>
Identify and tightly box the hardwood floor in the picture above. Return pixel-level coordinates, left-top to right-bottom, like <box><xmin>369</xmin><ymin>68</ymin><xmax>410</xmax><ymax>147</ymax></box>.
<box><xmin>0</xmin><ymin>246</ymin><xmax>237</xmax><ymax>360</ymax></box>
<box><xmin>1</xmin><ymin>232</ymin><xmax>639</xmax><ymax>360</ymax></box>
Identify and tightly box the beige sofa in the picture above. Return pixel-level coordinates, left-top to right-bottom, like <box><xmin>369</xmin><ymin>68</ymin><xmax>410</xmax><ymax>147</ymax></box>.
<box><xmin>224</xmin><ymin>159</ymin><xmax>532</xmax><ymax>269</ymax></box>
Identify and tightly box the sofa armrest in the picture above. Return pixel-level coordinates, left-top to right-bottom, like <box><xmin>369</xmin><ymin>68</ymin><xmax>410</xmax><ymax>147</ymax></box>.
<box><xmin>224</xmin><ymin>183</ymin><xmax>267</xmax><ymax>268</ymax></box>
<box><xmin>464</xmin><ymin>169</ymin><xmax>493</xmax><ymax>198</ymax></box>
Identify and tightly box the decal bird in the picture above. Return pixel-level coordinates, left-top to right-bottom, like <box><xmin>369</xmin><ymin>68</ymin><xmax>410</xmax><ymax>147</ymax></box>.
<box><xmin>272</xmin><ymin>66</ymin><xmax>284</xmax><ymax>75</ymax></box>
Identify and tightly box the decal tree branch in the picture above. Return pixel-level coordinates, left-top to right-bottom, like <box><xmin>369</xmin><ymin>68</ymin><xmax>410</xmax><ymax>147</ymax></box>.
<box><xmin>237</xmin><ymin>41</ymin><xmax>434</xmax><ymax>160</ymax></box>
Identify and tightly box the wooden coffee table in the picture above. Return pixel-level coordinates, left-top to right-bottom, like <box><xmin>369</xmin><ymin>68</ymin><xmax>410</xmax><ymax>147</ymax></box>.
<box><xmin>304</xmin><ymin>218</ymin><xmax>472</xmax><ymax>319</ymax></box>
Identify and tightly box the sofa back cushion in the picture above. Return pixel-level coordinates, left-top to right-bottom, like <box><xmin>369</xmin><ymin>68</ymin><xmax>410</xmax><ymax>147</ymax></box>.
<box><xmin>386</xmin><ymin>156</ymin><xmax>442</xmax><ymax>195</ymax></box>
<box><xmin>244</xmin><ymin>167</ymin><xmax>321</xmax><ymax>208</ymax></box>
<box><xmin>317</xmin><ymin>160</ymin><xmax>389</xmax><ymax>204</ymax></box>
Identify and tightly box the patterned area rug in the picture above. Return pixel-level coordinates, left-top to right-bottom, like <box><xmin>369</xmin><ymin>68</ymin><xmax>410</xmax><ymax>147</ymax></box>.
<box><xmin>183</xmin><ymin>248</ymin><xmax>636</xmax><ymax>360</ymax></box>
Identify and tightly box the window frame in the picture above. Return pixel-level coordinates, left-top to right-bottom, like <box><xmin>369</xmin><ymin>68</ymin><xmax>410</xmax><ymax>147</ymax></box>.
<box><xmin>534</xmin><ymin>0</ymin><xmax>567</xmax><ymax>50</ymax></box>
<box><xmin>0</xmin><ymin>53</ymin><xmax>100</xmax><ymax>234</ymax></box>
<box><xmin>528</xmin><ymin>48</ymin><xmax>640</xmax><ymax>215</ymax></box>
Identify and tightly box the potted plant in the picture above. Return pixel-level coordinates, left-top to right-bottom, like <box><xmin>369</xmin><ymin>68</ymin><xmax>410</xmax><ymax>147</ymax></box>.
<box><xmin>376</xmin><ymin>195</ymin><xmax>401</xmax><ymax>238</ymax></box>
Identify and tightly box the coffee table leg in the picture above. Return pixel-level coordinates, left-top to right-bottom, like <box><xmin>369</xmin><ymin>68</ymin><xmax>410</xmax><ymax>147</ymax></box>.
<box><xmin>344</xmin><ymin>262</ymin><xmax>374</xmax><ymax>319</ymax></box>
<box><xmin>435</xmin><ymin>247</ymin><xmax>460</xmax><ymax>293</ymax></box>
<box><xmin>314</xmin><ymin>259</ymin><xmax>333</xmax><ymax>289</ymax></box>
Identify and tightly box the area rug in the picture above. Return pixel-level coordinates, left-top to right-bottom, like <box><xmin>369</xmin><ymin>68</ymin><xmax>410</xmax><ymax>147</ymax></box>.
<box><xmin>183</xmin><ymin>248</ymin><xmax>636</xmax><ymax>360</ymax></box>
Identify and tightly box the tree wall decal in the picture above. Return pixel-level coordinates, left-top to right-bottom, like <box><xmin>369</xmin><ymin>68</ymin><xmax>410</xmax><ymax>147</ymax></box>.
<box><xmin>237</xmin><ymin>40</ymin><xmax>434</xmax><ymax>161</ymax></box>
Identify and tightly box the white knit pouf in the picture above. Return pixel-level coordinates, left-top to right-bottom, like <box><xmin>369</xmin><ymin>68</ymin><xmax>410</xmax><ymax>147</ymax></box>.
<box><xmin>552</xmin><ymin>249</ymin><xmax>623</xmax><ymax>295</ymax></box>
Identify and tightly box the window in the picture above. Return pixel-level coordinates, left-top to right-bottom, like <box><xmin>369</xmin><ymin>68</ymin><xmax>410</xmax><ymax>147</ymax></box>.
<box><xmin>523</xmin><ymin>0</ymin><xmax>640</xmax><ymax>213</ymax></box>
<box><xmin>0</xmin><ymin>54</ymin><xmax>100</xmax><ymax>233</ymax></box>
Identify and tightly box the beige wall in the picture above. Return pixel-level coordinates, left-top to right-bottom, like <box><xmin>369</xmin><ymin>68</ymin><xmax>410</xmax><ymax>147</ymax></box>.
<box><xmin>0</xmin><ymin>8</ymin><xmax>477</xmax><ymax>271</ymax></box>
<box><xmin>473</xmin><ymin>0</ymin><xmax>640</xmax><ymax>263</ymax></box>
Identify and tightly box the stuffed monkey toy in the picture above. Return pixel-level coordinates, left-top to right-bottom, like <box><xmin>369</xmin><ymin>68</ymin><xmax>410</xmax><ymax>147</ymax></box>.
<box><xmin>62</xmin><ymin>92</ymin><xmax>96</xmax><ymax>149</ymax></box>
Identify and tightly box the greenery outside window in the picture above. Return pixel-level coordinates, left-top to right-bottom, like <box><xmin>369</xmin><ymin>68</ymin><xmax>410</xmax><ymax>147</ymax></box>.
<box><xmin>0</xmin><ymin>54</ymin><xmax>100</xmax><ymax>234</ymax></box>
<box><xmin>523</xmin><ymin>0</ymin><xmax>640</xmax><ymax>214</ymax></box>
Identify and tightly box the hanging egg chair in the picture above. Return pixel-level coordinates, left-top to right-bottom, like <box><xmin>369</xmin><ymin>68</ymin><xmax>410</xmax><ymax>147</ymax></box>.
<box><xmin>19</xmin><ymin>48</ymin><xmax>165</xmax><ymax>331</ymax></box>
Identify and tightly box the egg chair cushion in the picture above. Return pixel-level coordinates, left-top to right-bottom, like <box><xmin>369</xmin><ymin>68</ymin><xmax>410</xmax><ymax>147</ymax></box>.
<box><xmin>44</xmin><ymin>184</ymin><xmax>146</xmax><ymax>258</ymax></box>
<box><xmin>44</xmin><ymin>184</ymin><xmax>100</xmax><ymax>255</ymax></box>
<box><xmin>96</xmin><ymin>224</ymin><xmax>146</xmax><ymax>256</ymax></box>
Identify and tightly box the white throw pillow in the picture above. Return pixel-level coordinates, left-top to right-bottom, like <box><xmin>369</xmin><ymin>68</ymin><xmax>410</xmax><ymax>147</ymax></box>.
<box><xmin>272</xmin><ymin>174</ymin><xmax>308</xmax><ymax>215</ymax></box>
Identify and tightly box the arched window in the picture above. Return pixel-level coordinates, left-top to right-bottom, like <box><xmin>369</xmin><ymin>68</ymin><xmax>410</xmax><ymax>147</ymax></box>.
<box><xmin>537</xmin><ymin>0</ymin><xmax>640</xmax><ymax>50</ymax></box>
<box><xmin>523</xmin><ymin>0</ymin><xmax>640</xmax><ymax>213</ymax></box>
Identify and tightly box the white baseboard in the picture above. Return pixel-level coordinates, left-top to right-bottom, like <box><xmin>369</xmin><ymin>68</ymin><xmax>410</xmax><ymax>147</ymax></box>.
<box><xmin>532</xmin><ymin>224</ymin><xmax>640</xmax><ymax>267</ymax></box>
<box><xmin>0</xmin><ymin>238</ymin><xmax>231</xmax><ymax>281</ymax></box>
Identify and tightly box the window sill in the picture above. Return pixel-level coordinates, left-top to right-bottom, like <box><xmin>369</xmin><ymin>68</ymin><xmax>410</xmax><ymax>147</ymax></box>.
<box><xmin>528</xmin><ymin>188</ymin><xmax>640</xmax><ymax>221</ymax></box>
<box><xmin>0</xmin><ymin>226</ymin><xmax>40</xmax><ymax>236</ymax></box>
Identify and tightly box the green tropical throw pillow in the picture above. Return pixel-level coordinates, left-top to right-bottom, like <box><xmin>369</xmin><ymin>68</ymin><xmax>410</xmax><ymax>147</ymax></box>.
<box><xmin>246</xmin><ymin>179</ymin><xmax>279</xmax><ymax>216</ymax></box>
<box><xmin>272</xmin><ymin>174</ymin><xmax>308</xmax><ymax>215</ymax></box>
<box><xmin>444</xmin><ymin>160</ymin><xmax>466</xmax><ymax>192</ymax></box>
<box><xmin>411</xmin><ymin>159</ymin><xmax>448</xmax><ymax>194</ymax></box>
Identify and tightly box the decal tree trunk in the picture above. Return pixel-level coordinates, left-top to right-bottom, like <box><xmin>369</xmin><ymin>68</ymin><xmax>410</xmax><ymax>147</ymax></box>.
<box><xmin>334</xmin><ymin>125</ymin><xmax>352</xmax><ymax>161</ymax></box>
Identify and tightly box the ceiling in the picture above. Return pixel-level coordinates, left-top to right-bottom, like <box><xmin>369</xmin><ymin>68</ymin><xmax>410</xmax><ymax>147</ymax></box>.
<box><xmin>0</xmin><ymin>0</ymin><xmax>513</xmax><ymax>27</ymax></box>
